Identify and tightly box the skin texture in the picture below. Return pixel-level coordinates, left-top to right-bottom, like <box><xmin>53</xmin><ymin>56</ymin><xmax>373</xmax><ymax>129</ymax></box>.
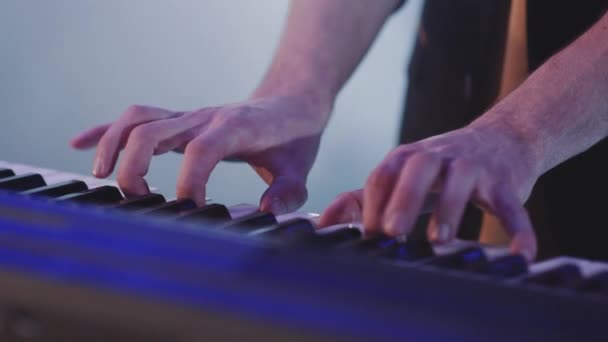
<box><xmin>71</xmin><ymin>0</ymin><xmax>400</xmax><ymax>213</ymax></box>
<box><xmin>320</xmin><ymin>12</ymin><xmax>608</xmax><ymax>261</ymax></box>
<box><xmin>73</xmin><ymin>1</ymin><xmax>608</xmax><ymax>261</ymax></box>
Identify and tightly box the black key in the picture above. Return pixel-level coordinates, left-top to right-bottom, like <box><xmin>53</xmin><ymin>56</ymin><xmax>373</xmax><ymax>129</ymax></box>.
<box><xmin>22</xmin><ymin>180</ymin><xmax>88</xmax><ymax>198</ymax></box>
<box><xmin>57</xmin><ymin>186</ymin><xmax>123</xmax><ymax>205</ymax></box>
<box><xmin>0</xmin><ymin>173</ymin><xmax>46</xmax><ymax>191</ymax></box>
<box><xmin>577</xmin><ymin>271</ymin><xmax>608</xmax><ymax>295</ymax></box>
<box><xmin>0</xmin><ymin>168</ymin><xmax>15</xmax><ymax>179</ymax></box>
<box><xmin>306</xmin><ymin>228</ymin><xmax>362</xmax><ymax>248</ymax></box>
<box><xmin>382</xmin><ymin>239</ymin><xmax>435</xmax><ymax>262</ymax></box>
<box><xmin>112</xmin><ymin>193</ymin><xmax>166</xmax><ymax>211</ymax></box>
<box><xmin>179</xmin><ymin>203</ymin><xmax>231</xmax><ymax>223</ymax></box>
<box><xmin>260</xmin><ymin>218</ymin><xmax>316</xmax><ymax>243</ymax></box>
<box><xmin>525</xmin><ymin>264</ymin><xmax>582</xmax><ymax>289</ymax></box>
<box><xmin>340</xmin><ymin>235</ymin><xmax>398</xmax><ymax>256</ymax></box>
<box><xmin>426</xmin><ymin>247</ymin><xmax>487</xmax><ymax>270</ymax></box>
<box><xmin>476</xmin><ymin>254</ymin><xmax>528</xmax><ymax>278</ymax></box>
<box><xmin>224</xmin><ymin>211</ymin><xmax>277</xmax><ymax>232</ymax></box>
<box><xmin>140</xmin><ymin>199</ymin><xmax>197</xmax><ymax>215</ymax></box>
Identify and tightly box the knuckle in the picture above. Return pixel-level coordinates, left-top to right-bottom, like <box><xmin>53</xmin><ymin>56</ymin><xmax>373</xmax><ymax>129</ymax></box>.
<box><xmin>129</xmin><ymin>125</ymin><xmax>157</xmax><ymax>144</ymax></box>
<box><xmin>449</xmin><ymin>158</ymin><xmax>479</xmax><ymax>175</ymax></box>
<box><xmin>410</xmin><ymin>151</ymin><xmax>442</xmax><ymax>165</ymax></box>
<box><xmin>215</xmin><ymin>112</ymin><xmax>246</xmax><ymax>129</ymax></box>
<box><xmin>367</xmin><ymin>165</ymin><xmax>399</xmax><ymax>188</ymax></box>
<box><xmin>386</xmin><ymin>146</ymin><xmax>412</xmax><ymax>161</ymax></box>
<box><xmin>335</xmin><ymin>191</ymin><xmax>353</xmax><ymax>203</ymax></box>
<box><xmin>335</xmin><ymin>191</ymin><xmax>359</xmax><ymax>206</ymax></box>
<box><xmin>124</xmin><ymin>105</ymin><xmax>147</xmax><ymax>120</ymax></box>
<box><xmin>394</xmin><ymin>143</ymin><xmax>417</xmax><ymax>155</ymax></box>
<box><xmin>184</xmin><ymin>139</ymin><xmax>207</xmax><ymax>156</ymax></box>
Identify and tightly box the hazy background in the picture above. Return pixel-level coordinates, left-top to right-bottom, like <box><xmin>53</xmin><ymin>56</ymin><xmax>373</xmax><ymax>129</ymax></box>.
<box><xmin>0</xmin><ymin>0</ymin><xmax>424</xmax><ymax>213</ymax></box>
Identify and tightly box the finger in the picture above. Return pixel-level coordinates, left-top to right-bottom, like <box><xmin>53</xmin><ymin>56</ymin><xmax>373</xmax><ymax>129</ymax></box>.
<box><xmin>319</xmin><ymin>190</ymin><xmax>363</xmax><ymax>228</ymax></box>
<box><xmin>427</xmin><ymin>159</ymin><xmax>479</xmax><ymax>244</ymax></box>
<box><xmin>117</xmin><ymin>117</ymin><xmax>196</xmax><ymax>197</ymax></box>
<box><xmin>70</xmin><ymin>124</ymin><xmax>112</xmax><ymax>149</ymax></box>
<box><xmin>259</xmin><ymin>175</ymin><xmax>308</xmax><ymax>215</ymax></box>
<box><xmin>93</xmin><ymin>105</ymin><xmax>175</xmax><ymax>178</ymax></box>
<box><xmin>382</xmin><ymin>153</ymin><xmax>443</xmax><ymax>237</ymax></box>
<box><xmin>176</xmin><ymin>131</ymin><xmax>227</xmax><ymax>206</ymax></box>
<box><xmin>493</xmin><ymin>190</ymin><xmax>537</xmax><ymax>262</ymax></box>
<box><xmin>362</xmin><ymin>150</ymin><xmax>411</xmax><ymax>235</ymax></box>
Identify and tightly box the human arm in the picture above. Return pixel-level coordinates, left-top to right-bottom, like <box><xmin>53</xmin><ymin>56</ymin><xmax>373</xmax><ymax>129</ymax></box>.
<box><xmin>320</xmin><ymin>11</ymin><xmax>608</xmax><ymax>261</ymax></box>
<box><xmin>70</xmin><ymin>0</ymin><xmax>403</xmax><ymax>211</ymax></box>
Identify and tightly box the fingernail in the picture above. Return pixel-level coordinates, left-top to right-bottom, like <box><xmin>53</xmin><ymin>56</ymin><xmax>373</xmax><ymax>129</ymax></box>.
<box><xmin>93</xmin><ymin>157</ymin><xmax>104</xmax><ymax>177</ymax></box>
<box><xmin>270</xmin><ymin>198</ymin><xmax>288</xmax><ymax>214</ymax></box>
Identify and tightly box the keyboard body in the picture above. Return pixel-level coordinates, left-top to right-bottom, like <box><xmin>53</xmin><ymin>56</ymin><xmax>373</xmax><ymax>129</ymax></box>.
<box><xmin>0</xmin><ymin>161</ymin><xmax>607</xmax><ymax>341</ymax></box>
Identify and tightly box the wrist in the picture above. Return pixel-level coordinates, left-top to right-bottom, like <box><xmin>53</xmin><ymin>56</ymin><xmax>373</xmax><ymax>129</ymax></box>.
<box><xmin>468</xmin><ymin>113</ymin><xmax>544</xmax><ymax>179</ymax></box>
<box><xmin>252</xmin><ymin>77</ymin><xmax>335</xmax><ymax>124</ymax></box>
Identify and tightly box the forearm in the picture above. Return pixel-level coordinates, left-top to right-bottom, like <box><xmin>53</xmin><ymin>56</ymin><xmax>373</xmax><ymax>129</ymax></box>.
<box><xmin>474</xmin><ymin>12</ymin><xmax>608</xmax><ymax>175</ymax></box>
<box><xmin>253</xmin><ymin>0</ymin><xmax>402</xmax><ymax>122</ymax></box>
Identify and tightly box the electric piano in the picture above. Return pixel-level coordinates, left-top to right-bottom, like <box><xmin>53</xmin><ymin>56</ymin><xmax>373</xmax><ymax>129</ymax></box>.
<box><xmin>0</xmin><ymin>160</ymin><xmax>606</xmax><ymax>341</ymax></box>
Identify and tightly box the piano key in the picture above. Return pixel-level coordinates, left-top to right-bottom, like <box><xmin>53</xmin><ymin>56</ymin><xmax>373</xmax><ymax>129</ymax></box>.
<box><xmin>57</xmin><ymin>186</ymin><xmax>123</xmax><ymax>205</ymax></box>
<box><xmin>21</xmin><ymin>180</ymin><xmax>89</xmax><ymax>198</ymax></box>
<box><xmin>0</xmin><ymin>168</ymin><xmax>15</xmax><ymax>179</ymax></box>
<box><xmin>179</xmin><ymin>204</ymin><xmax>232</xmax><ymax>223</ymax></box>
<box><xmin>0</xmin><ymin>163</ymin><xmax>35</xmax><ymax>175</ymax></box>
<box><xmin>306</xmin><ymin>228</ymin><xmax>362</xmax><ymax>248</ymax></box>
<box><xmin>111</xmin><ymin>193</ymin><xmax>166</xmax><ymax>211</ymax></box>
<box><xmin>339</xmin><ymin>235</ymin><xmax>398</xmax><ymax>256</ymax></box>
<box><xmin>253</xmin><ymin>218</ymin><xmax>316</xmax><ymax>242</ymax></box>
<box><xmin>227</xmin><ymin>203</ymin><xmax>260</xmax><ymax>219</ymax></box>
<box><xmin>140</xmin><ymin>199</ymin><xmax>197</xmax><ymax>215</ymax></box>
<box><xmin>426</xmin><ymin>247</ymin><xmax>488</xmax><ymax>270</ymax></box>
<box><xmin>530</xmin><ymin>256</ymin><xmax>608</xmax><ymax>279</ymax></box>
<box><xmin>223</xmin><ymin>211</ymin><xmax>278</xmax><ymax>232</ymax></box>
<box><xmin>383</xmin><ymin>239</ymin><xmax>435</xmax><ymax>262</ymax></box>
<box><xmin>40</xmin><ymin>171</ymin><xmax>119</xmax><ymax>192</ymax></box>
<box><xmin>476</xmin><ymin>254</ymin><xmax>528</xmax><ymax>278</ymax></box>
<box><xmin>275</xmin><ymin>210</ymin><xmax>320</xmax><ymax>224</ymax></box>
<box><xmin>577</xmin><ymin>271</ymin><xmax>608</xmax><ymax>295</ymax></box>
<box><xmin>525</xmin><ymin>264</ymin><xmax>583</xmax><ymax>289</ymax></box>
<box><xmin>0</xmin><ymin>173</ymin><xmax>46</xmax><ymax>191</ymax></box>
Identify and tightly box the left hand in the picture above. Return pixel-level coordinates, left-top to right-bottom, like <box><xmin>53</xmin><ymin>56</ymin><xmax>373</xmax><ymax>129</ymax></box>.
<box><xmin>319</xmin><ymin>123</ymin><xmax>540</xmax><ymax>261</ymax></box>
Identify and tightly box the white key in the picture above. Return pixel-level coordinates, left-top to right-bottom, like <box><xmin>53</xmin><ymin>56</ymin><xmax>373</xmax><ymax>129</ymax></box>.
<box><xmin>227</xmin><ymin>203</ymin><xmax>259</xmax><ymax>219</ymax></box>
<box><xmin>529</xmin><ymin>256</ymin><xmax>608</xmax><ymax>278</ymax></box>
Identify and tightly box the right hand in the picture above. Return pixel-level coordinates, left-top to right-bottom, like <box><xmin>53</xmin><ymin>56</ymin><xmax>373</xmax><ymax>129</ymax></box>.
<box><xmin>70</xmin><ymin>95</ymin><xmax>330</xmax><ymax>213</ymax></box>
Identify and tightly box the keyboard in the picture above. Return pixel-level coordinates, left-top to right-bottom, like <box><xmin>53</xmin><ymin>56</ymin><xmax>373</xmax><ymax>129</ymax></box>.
<box><xmin>0</xmin><ymin>161</ymin><xmax>606</xmax><ymax>341</ymax></box>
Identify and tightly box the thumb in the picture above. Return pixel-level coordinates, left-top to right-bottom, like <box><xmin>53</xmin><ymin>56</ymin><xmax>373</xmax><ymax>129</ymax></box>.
<box><xmin>259</xmin><ymin>175</ymin><xmax>308</xmax><ymax>215</ymax></box>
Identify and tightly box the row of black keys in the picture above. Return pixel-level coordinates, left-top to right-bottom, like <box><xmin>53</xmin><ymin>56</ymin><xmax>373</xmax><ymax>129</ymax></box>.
<box><xmin>1</xmin><ymin>168</ymin><xmax>607</xmax><ymax>295</ymax></box>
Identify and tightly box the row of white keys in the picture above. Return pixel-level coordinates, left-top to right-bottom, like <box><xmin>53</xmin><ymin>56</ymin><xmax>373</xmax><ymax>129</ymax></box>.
<box><xmin>0</xmin><ymin>160</ymin><xmax>160</xmax><ymax>193</ymax></box>
<box><xmin>0</xmin><ymin>160</ymin><xmax>118</xmax><ymax>188</ymax></box>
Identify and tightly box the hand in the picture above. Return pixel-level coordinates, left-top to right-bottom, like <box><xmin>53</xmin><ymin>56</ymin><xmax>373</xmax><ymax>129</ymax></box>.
<box><xmin>70</xmin><ymin>95</ymin><xmax>330</xmax><ymax>213</ymax></box>
<box><xmin>319</xmin><ymin>124</ymin><xmax>540</xmax><ymax>261</ymax></box>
